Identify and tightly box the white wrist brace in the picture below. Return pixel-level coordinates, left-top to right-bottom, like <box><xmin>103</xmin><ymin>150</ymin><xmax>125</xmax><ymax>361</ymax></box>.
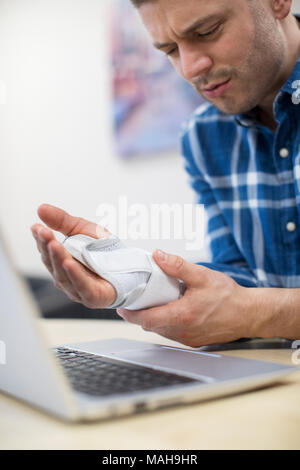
<box><xmin>63</xmin><ymin>234</ymin><xmax>185</xmax><ymax>310</ymax></box>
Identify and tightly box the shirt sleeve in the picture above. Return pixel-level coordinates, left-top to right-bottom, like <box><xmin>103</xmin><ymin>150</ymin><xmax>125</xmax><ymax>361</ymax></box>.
<box><xmin>181</xmin><ymin>126</ymin><xmax>258</xmax><ymax>288</ymax></box>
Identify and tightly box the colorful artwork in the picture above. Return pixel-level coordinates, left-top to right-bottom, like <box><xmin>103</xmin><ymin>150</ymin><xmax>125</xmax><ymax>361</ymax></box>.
<box><xmin>110</xmin><ymin>0</ymin><xmax>204</xmax><ymax>158</ymax></box>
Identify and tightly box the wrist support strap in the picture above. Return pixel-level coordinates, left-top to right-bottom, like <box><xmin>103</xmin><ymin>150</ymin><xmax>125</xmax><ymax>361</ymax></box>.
<box><xmin>63</xmin><ymin>235</ymin><xmax>184</xmax><ymax>310</ymax></box>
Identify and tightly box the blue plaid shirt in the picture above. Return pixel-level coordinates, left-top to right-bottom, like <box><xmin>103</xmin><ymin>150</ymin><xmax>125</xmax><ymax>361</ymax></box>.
<box><xmin>181</xmin><ymin>22</ymin><xmax>300</xmax><ymax>288</ymax></box>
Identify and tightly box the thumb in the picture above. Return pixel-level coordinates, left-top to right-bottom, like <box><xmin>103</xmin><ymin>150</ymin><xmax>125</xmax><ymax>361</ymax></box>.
<box><xmin>153</xmin><ymin>249</ymin><xmax>202</xmax><ymax>287</ymax></box>
<box><xmin>37</xmin><ymin>204</ymin><xmax>111</xmax><ymax>239</ymax></box>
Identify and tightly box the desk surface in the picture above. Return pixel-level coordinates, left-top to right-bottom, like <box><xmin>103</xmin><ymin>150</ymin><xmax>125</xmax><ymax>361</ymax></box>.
<box><xmin>1</xmin><ymin>319</ymin><xmax>300</xmax><ymax>450</ymax></box>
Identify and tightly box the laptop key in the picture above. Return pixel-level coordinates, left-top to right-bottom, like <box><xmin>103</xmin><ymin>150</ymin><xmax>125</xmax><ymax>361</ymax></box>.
<box><xmin>54</xmin><ymin>348</ymin><xmax>199</xmax><ymax>397</ymax></box>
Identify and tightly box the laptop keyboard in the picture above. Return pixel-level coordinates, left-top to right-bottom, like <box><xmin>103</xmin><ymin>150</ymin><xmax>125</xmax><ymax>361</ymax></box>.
<box><xmin>55</xmin><ymin>347</ymin><xmax>198</xmax><ymax>397</ymax></box>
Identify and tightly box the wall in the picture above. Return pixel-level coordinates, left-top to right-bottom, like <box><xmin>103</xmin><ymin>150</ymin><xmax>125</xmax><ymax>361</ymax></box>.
<box><xmin>293</xmin><ymin>0</ymin><xmax>300</xmax><ymax>10</ymax></box>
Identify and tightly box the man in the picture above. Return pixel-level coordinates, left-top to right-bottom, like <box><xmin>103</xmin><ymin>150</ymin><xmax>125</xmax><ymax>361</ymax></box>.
<box><xmin>31</xmin><ymin>0</ymin><xmax>300</xmax><ymax>346</ymax></box>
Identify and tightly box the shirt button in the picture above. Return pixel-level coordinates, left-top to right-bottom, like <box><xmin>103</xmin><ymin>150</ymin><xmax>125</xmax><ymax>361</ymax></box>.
<box><xmin>286</xmin><ymin>221</ymin><xmax>296</xmax><ymax>232</ymax></box>
<box><xmin>279</xmin><ymin>148</ymin><xmax>289</xmax><ymax>158</ymax></box>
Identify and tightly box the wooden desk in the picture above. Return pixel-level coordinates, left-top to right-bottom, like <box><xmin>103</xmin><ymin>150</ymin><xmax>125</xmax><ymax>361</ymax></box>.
<box><xmin>0</xmin><ymin>319</ymin><xmax>300</xmax><ymax>450</ymax></box>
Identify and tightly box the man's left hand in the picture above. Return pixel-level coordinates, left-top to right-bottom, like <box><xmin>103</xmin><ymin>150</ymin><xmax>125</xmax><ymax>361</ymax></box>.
<box><xmin>117</xmin><ymin>250</ymin><xmax>254</xmax><ymax>347</ymax></box>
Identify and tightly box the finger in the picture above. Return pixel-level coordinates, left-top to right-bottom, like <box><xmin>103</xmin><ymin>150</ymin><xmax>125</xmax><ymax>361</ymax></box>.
<box><xmin>153</xmin><ymin>249</ymin><xmax>207</xmax><ymax>287</ymax></box>
<box><xmin>31</xmin><ymin>224</ymin><xmax>40</xmax><ymax>249</ymax></box>
<box><xmin>33</xmin><ymin>226</ymin><xmax>56</xmax><ymax>275</ymax></box>
<box><xmin>117</xmin><ymin>297</ymin><xmax>186</xmax><ymax>331</ymax></box>
<box><xmin>118</xmin><ymin>299</ymin><xmax>201</xmax><ymax>347</ymax></box>
<box><xmin>63</xmin><ymin>259</ymin><xmax>117</xmax><ymax>308</ymax></box>
<box><xmin>37</xmin><ymin>203</ymin><xmax>111</xmax><ymax>239</ymax></box>
<box><xmin>117</xmin><ymin>305</ymin><xmax>187</xmax><ymax>344</ymax></box>
<box><xmin>31</xmin><ymin>224</ymin><xmax>54</xmax><ymax>252</ymax></box>
<box><xmin>48</xmin><ymin>240</ymin><xmax>82</xmax><ymax>301</ymax></box>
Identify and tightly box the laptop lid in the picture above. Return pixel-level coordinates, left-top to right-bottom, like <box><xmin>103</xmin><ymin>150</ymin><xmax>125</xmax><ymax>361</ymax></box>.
<box><xmin>0</xmin><ymin>231</ymin><xmax>79</xmax><ymax>420</ymax></box>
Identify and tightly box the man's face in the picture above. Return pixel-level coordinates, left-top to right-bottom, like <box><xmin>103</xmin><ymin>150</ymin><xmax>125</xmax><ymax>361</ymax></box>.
<box><xmin>138</xmin><ymin>0</ymin><xmax>287</xmax><ymax>115</ymax></box>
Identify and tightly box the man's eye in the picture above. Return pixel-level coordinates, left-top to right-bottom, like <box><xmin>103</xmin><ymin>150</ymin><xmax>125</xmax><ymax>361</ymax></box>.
<box><xmin>164</xmin><ymin>24</ymin><xmax>221</xmax><ymax>56</ymax></box>
<box><xmin>166</xmin><ymin>47</ymin><xmax>177</xmax><ymax>56</ymax></box>
<box><xmin>197</xmin><ymin>25</ymin><xmax>220</xmax><ymax>38</ymax></box>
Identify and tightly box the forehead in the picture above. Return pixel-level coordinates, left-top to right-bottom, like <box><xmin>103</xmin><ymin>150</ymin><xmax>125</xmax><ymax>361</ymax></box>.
<box><xmin>138</xmin><ymin>0</ymin><xmax>236</xmax><ymax>39</ymax></box>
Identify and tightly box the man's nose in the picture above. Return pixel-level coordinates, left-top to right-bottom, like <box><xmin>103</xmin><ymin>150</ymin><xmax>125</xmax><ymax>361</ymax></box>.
<box><xmin>179</xmin><ymin>45</ymin><xmax>213</xmax><ymax>83</ymax></box>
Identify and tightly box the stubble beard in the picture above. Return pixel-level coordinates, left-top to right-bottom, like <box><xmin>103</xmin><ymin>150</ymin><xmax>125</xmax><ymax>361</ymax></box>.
<box><xmin>194</xmin><ymin>7</ymin><xmax>286</xmax><ymax>116</ymax></box>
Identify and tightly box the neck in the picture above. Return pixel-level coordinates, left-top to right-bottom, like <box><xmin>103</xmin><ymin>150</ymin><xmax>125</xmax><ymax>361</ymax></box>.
<box><xmin>257</xmin><ymin>15</ymin><xmax>300</xmax><ymax>132</ymax></box>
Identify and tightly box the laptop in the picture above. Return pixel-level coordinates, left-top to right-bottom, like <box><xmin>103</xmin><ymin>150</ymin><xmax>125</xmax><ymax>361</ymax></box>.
<box><xmin>0</xmin><ymin>231</ymin><xmax>297</xmax><ymax>422</ymax></box>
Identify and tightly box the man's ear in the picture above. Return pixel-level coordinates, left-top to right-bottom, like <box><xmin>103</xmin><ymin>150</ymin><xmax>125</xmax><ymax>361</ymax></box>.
<box><xmin>271</xmin><ymin>0</ymin><xmax>292</xmax><ymax>20</ymax></box>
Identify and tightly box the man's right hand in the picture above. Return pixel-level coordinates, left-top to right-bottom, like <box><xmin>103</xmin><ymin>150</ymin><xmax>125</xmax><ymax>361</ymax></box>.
<box><xmin>31</xmin><ymin>204</ymin><xmax>117</xmax><ymax>309</ymax></box>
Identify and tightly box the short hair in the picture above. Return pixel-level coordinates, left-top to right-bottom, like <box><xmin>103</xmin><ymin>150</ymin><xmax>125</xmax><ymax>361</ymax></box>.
<box><xmin>130</xmin><ymin>0</ymin><xmax>253</xmax><ymax>6</ymax></box>
<box><xmin>130</xmin><ymin>0</ymin><xmax>152</xmax><ymax>6</ymax></box>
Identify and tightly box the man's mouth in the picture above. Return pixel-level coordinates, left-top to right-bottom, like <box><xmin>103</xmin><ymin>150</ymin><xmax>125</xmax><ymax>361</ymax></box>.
<box><xmin>202</xmin><ymin>78</ymin><xmax>232</xmax><ymax>99</ymax></box>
